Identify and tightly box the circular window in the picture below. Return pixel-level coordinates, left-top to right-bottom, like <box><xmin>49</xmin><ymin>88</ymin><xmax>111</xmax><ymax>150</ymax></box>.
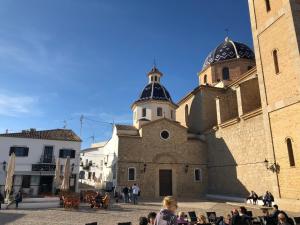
<box><xmin>160</xmin><ymin>130</ymin><xmax>170</xmax><ymax>140</ymax></box>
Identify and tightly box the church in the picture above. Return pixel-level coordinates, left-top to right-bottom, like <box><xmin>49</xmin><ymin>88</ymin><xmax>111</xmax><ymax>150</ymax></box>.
<box><xmin>81</xmin><ymin>0</ymin><xmax>300</xmax><ymax>209</ymax></box>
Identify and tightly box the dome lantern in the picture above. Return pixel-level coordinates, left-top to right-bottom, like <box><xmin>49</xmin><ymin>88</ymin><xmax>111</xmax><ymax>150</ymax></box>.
<box><xmin>147</xmin><ymin>66</ymin><xmax>163</xmax><ymax>84</ymax></box>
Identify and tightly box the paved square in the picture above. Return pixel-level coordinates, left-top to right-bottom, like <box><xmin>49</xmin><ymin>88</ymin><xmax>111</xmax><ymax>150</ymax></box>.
<box><xmin>0</xmin><ymin>200</ymin><xmax>266</xmax><ymax>225</ymax></box>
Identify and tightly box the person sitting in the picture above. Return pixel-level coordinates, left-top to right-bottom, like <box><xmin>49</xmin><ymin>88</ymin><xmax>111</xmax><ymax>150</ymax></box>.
<box><xmin>239</xmin><ymin>206</ymin><xmax>251</xmax><ymax>225</ymax></box>
<box><xmin>197</xmin><ymin>214</ymin><xmax>207</xmax><ymax>224</ymax></box>
<box><xmin>261</xmin><ymin>208</ymin><xmax>276</xmax><ymax>225</ymax></box>
<box><xmin>231</xmin><ymin>209</ymin><xmax>242</xmax><ymax>225</ymax></box>
<box><xmin>263</xmin><ymin>191</ymin><xmax>274</xmax><ymax>207</ymax></box>
<box><xmin>154</xmin><ymin>196</ymin><xmax>178</xmax><ymax>225</ymax></box>
<box><xmin>139</xmin><ymin>216</ymin><xmax>149</xmax><ymax>225</ymax></box>
<box><xmin>94</xmin><ymin>191</ymin><xmax>103</xmax><ymax>207</ymax></box>
<box><xmin>246</xmin><ymin>191</ymin><xmax>258</xmax><ymax>205</ymax></box>
<box><xmin>278</xmin><ymin>213</ymin><xmax>291</xmax><ymax>225</ymax></box>
<box><xmin>223</xmin><ymin>214</ymin><xmax>232</xmax><ymax>225</ymax></box>
<box><xmin>148</xmin><ymin>212</ymin><xmax>157</xmax><ymax>225</ymax></box>
<box><xmin>177</xmin><ymin>211</ymin><xmax>188</xmax><ymax>224</ymax></box>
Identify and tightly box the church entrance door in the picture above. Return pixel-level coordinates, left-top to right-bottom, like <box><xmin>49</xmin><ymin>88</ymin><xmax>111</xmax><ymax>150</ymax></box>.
<box><xmin>159</xmin><ymin>169</ymin><xmax>172</xmax><ymax>196</ymax></box>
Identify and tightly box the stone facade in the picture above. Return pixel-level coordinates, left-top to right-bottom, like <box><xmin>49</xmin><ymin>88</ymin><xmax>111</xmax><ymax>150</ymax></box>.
<box><xmin>249</xmin><ymin>0</ymin><xmax>300</xmax><ymax>200</ymax></box>
<box><xmin>199</xmin><ymin>58</ymin><xmax>255</xmax><ymax>86</ymax></box>
<box><xmin>116</xmin><ymin>119</ymin><xmax>207</xmax><ymax>199</ymax></box>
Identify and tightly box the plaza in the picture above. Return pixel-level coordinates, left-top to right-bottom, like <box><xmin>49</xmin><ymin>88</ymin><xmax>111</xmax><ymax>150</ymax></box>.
<box><xmin>0</xmin><ymin>200</ymin><xmax>290</xmax><ymax>225</ymax></box>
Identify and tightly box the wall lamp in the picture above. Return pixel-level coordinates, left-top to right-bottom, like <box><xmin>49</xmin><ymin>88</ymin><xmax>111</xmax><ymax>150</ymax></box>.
<box><xmin>184</xmin><ymin>164</ymin><xmax>189</xmax><ymax>173</ymax></box>
<box><xmin>264</xmin><ymin>159</ymin><xmax>280</xmax><ymax>173</ymax></box>
<box><xmin>143</xmin><ymin>164</ymin><xmax>147</xmax><ymax>173</ymax></box>
<box><xmin>2</xmin><ymin>161</ymin><xmax>6</xmax><ymax>171</ymax></box>
<box><xmin>71</xmin><ymin>163</ymin><xmax>75</xmax><ymax>172</ymax></box>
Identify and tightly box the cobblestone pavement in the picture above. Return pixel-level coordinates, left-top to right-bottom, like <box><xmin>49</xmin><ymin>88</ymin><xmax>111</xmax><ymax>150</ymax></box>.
<box><xmin>0</xmin><ymin>200</ymin><xmax>278</xmax><ymax>225</ymax></box>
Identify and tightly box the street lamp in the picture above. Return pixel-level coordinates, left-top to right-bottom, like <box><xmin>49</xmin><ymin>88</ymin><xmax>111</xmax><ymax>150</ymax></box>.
<box><xmin>2</xmin><ymin>161</ymin><xmax>6</xmax><ymax>171</ymax></box>
<box><xmin>264</xmin><ymin>158</ymin><xmax>279</xmax><ymax>173</ymax></box>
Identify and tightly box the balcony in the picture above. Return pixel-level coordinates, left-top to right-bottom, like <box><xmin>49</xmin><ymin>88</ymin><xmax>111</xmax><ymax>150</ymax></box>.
<box><xmin>39</xmin><ymin>154</ymin><xmax>55</xmax><ymax>164</ymax></box>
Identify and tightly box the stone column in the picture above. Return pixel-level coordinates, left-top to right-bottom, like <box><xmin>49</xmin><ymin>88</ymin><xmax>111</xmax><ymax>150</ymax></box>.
<box><xmin>236</xmin><ymin>85</ymin><xmax>244</xmax><ymax>117</ymax></box>
<box><xmin>215</xmin><ymin>97</ymin><xmax>221</xmax><ymax>125</ymax></box>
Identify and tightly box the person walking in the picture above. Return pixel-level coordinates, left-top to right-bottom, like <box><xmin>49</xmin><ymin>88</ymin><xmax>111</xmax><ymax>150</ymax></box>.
<box><xmin>132</xmin><ymin>183</ymin><xmax>140</xmax><ymax>205</ymax></box>
<box><xmin>154</xmin><ymin>196</ymin><xmax>178</xmax><ymax>225</ymax></box>
<box><xmin>0</xmin><ymin>192</ymin><xmax>4</xmax><ymax>210</ymax></box>
<box><xmin>122</xmin><ymin>186</ymin><xmax>129</xmax><ymax>203</ymax></box>
<box><xmin>14</xmin><ymin>190</ymin><xmax>22</xmax><ymax>209</ymax></box>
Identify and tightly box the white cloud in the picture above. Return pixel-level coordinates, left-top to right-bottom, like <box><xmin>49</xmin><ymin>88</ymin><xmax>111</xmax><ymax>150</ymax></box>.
<box><xmin>0</xmin><ymin>92</ymin><xmax>40</xmax><ymax>117</ymax></box>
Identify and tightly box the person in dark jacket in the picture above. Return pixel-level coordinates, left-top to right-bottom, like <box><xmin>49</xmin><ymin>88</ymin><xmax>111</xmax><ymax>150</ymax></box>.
<box><xmin>154</xmin><ymin>196</ymin><xmax>178</xmax><ymax>225</ymax></box>
<box><xmin>278</xmin><ymin>213</ymin><xmax>291</xmax><ymax>225</ymax></box>
<box><xmin>14</xmin><ymin>191</ymin><xmax>22</xmax><ymax>209</ymax></box>
<box><xmin>246</xmin><ymin>191</ymin><xmax>259</xmax><ymax>205</ymax></box>
<box><xmin>122</xmin><ymin>186</ymin><xmax>129</xmax><ymax>203</ymax></box>
<box><xmin>239</xmin><ymin>207</ymin><xmax>251</xmax><ymax>225</ymax></box>
<box><xmin>0</xmin><ymin>192</ymin><xmax>4</xmax><ymax>209</ymax></box>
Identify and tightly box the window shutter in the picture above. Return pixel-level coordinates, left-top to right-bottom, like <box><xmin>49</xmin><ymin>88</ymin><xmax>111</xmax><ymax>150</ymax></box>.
<box><xmin>9</xmin><ymin>147</ymin><xmax>15</xmax><ymax>156</ymax></box>
<box><xmin>59</xmin><ymin>149</ymin><xmax>63</xmax><ymax>158</ymax></box>
<box><xmin>71</xmin><ymin>150</ymin><xmax>75</xmax><ymax>158</ymax></box>
<box><xmin>24</xmin><ymin>147</ymin><xmax>29</xmax><ymax>156</ymax></box>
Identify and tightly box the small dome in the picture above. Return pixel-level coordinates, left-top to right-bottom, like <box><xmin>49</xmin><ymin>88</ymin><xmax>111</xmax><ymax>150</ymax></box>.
<box><xmin>136</xmin><ymin>83</ymin><xmax>174</xmax><ymax>103</ymax></box>
<box><xmin>203</xmin><ymin>37</ymin><xmax>255</xmax><ymax>69</ymax></box>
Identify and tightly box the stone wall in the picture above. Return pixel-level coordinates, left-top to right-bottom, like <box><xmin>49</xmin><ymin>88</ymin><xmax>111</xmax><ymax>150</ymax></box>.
<box><xmin>240</xmin><ymin>78</ymin><xmax>261</xmax><ymax>114</ymax></box>
<box><xmin>269</xmin><ymin>103</ymin><xmax>300</xmax><ymax>199</ymax></box>
<box><xmin>176</xmin><ymin>87</ymin><xmax>224</xmax><ymax>134</ymax></box>
<box><xmin>219</xmin><ymin>91</ymin><xmax>238</xmax><ymax>123</ymax></box>
<box><xmin>206</xmin><ymin>113</ymin><xmax>274</xmax><ymax>197</ymax></box>
<box><xmin>198</xmin><ymin>59</ymin><xmax>255</xmax><ymax>86</ymax></box>
<box><xmin>117</xmin><ymin>119</ymin><xmax>208</xmax><ymax>199</ymax></box>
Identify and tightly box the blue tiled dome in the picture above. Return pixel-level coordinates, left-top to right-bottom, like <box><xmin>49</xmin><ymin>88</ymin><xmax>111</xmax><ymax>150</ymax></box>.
<box><xmin>203</xmin><ymin>37</ymin><xmax>255</xmax><ymax>69</ymax></box>
<box><xmin>137</xmin><ymin>83</ymin><xmax>173</xmax><ymax>103</ymax></box>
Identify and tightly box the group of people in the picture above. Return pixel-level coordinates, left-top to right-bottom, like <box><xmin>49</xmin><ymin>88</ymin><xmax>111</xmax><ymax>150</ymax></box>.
<box><xmin>136</xmin><ymin>196</ymin><xmax>295</xmax><ymax>225</ymax></box>
<box><xmin>121</xmin><ymin>184</ymin><xmax>140</xmax><ymax>205</ymax></box>
<box><xmin>246</xmin><ymin>191</ymin><xmax>274</xmax><ymax>207</ymax></box>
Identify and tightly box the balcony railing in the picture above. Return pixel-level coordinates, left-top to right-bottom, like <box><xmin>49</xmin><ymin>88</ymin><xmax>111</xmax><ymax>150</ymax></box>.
<box><xmin>39</xmin><ymin>154</ymin><xmax>55</xmax><ymax>164</ymax></box>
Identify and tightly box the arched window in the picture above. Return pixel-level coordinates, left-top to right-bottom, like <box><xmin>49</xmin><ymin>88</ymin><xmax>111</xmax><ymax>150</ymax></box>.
<box><xmin>265</xmin><ymin>0</ymin><xmax>271</xmax><ymax>12</ymax></box>
<box><xmin>286</xmin><ymin>138</ymin><xmax>295</xmax><ymax>167</ymax></box>
<box><xmin>185</xmin><ymin>104</ymin><xmax>189</xmax><ymax>125</ymax></box>
<box><xmin>273</xmin><ymin>49</ymin><xmax>280</xmax><ymax>74</ymax></box>
<box><xmin>151</xmin><ymin>77</ymin><xmax>153</xmax><ymax>82</ymax></box>
<box><xmin>222</xmin><ymin>67</ymin><xmax>230</xmax><ymax>80</ymax></box>
<box><xmin>204</xmin><ymin>75</ymin><xmax>207</xmax><ymax>84</ymax></box>
<box><xmin>157</xmin><ymin>107</ymin><xmax>162</xmax><ymax>116</ymax></box>
<box><xmin>154</xmin><ymin>76</ymin><xmax>157</xmax><ymax>82</ymax></box>
<box><xmin>142</xmin><ymin>108</ymin><xmax>146</xmax><ymax>117</ymax></box>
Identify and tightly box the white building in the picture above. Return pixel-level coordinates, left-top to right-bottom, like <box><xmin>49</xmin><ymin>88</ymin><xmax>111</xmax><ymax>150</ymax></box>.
<box><xmin>79</xmin><ymin>141</ymin><xmax>107</xmax><ymax>189</ymax></box>
<box><xmin>0</xmin><ymin>129</ymin><xmax>81</xmax><ymax>196</ymax></box>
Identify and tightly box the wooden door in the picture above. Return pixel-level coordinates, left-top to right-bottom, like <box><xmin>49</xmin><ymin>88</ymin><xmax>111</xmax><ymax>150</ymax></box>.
<box><xmin>159</xmin><ymin>170</ymin><xmax>172</xmax><ymax>196</ymax></box>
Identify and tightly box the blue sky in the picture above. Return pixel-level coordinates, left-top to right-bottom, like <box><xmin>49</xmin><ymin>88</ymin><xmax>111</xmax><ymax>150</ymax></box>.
<box><xmin>0</xmin><ymin>0</ymin><xmax>253</xmax><ymax>148</ymax></box>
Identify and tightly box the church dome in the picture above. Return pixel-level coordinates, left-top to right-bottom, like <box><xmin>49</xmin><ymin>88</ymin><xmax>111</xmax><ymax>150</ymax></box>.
<box><xmin>202</xmin><ymin>37</ymin><xmax>255</xmax><ymax>69</ymax></box>
<box><xmin>137</xmin><ymin>83</ymin><xmax>173</xmax><ymax>103</ymax></box>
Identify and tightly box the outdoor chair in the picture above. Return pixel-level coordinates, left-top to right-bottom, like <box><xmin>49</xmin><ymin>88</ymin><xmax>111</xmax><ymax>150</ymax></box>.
<box><xmin>188</xmin><ymin>211</ymin><xmax>197</xmax><ymax>222</ymax></box>
<box><xmin>294</xmin><ymin>217</ymin><xmax>300</xmax><ymax>225</ymax></box>
<box><xmin>206</xmin><ymin>212</ymin><xmax>217</xmax><ymax>223</ymax></box>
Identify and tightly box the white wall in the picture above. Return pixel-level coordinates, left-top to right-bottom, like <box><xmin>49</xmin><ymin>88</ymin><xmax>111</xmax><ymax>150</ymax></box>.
<box><xmin>0</xmin><ymin>137</ymin><xmax>81</xmax><ymax>193</ymax></box>
<box><xmin>133</xmin><ymin>101</ymin><xmax>176</xmax><ymax>127</ymax></box>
